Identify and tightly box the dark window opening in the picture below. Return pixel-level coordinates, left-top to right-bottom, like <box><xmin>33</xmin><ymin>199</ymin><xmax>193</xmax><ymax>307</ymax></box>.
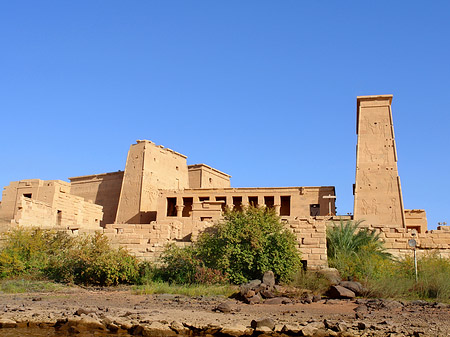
<box><xmin>301</xmin><ymin>260</ymin><xmax>308</xmax><ymax>271</ymax></box>
<box><xmin>23</xmin><ymin>193</ymin><xmax>32</xmax><ymax>199</ymax></box>
<box><xmin>248</xmin><ymin>196</ymin><xmax>258</xmax><ymax>207</ymax></box>
<box><xmin>201</xmin><ymin>217</ymin><xmax>213</xmax><ymax>222</ymax></box>
<box><xmin>264</xmin><ymin>196</ymin><xmax>274</xmax><ymax>209</ymax></box>
<box><xmin>310</xmin><ymin>204</ymin><xmax>320</xmax><ymax>216</ymax></box>
<box><xmin>233</xmin><ymin>196</ymin><xmax>242</xmax><ymax>212</ymax></box>
<box><xmin>199</xmin><ymin>196</ymin><xmax>210</xmax><ymax>202</ymax></box>
<box><xmin>57</xmin><ymin>210</ymin><xmax>62</xmax><ymax>226</ymax></box>
<box><xmin>215</xmin><ymin>196</ymin><xmax>227</xmax><ymax>212</ymax></box>
<box><xmin>182</xmin><ymin>197</ymin><xmax>193</xmax><ymax>217</ymax></box>
<box><xmin>280</xmin><ymin>196</ymin><xmax>291</xmax><ymax>216</ymax></box>
<box><xmin>166</xmin><ymin>197</ymin><xmax>177</xmax><ymax>217</ymax></box>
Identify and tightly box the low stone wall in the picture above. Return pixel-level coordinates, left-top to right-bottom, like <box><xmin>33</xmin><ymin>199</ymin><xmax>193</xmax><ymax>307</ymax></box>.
<box><xmin>102</xmin><ymin>217</ymin><xmax>333</xmax><ymax>269</ymax></box>
<box><xmin>370</xmin><ymin>225</ymin><xmax>450</xmax><ymax>259</ymax></box>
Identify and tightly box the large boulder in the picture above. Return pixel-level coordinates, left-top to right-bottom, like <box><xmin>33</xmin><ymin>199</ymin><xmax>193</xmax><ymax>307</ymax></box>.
<box><xmin>339</xmin><ymin>281</ymin><xmax>364</xmax><ymax>296</ymax></box>
<box><xmin>239</xmin><ymin>280</ymin><xmax>261</xmax><ymax>297</ymax></box>
<box><xmin>326</xmin><ymin>285</ymin><xmax>355</xmax><ymax>299</ymax></box>
<box><xmin>262</xmin><ymin>271</ymin><xmax>275</xmax><ymax>287</ymax></box>
<box><xmin>251</xmin><ymin>317</ymin><xmax>275</xmax><ymax>331</ymax></box>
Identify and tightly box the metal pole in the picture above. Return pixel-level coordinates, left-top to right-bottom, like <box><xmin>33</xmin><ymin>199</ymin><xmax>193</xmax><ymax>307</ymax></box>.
<box><xmin>414</xmin><ymin>247</ymin><xmax>418</xmax><ymax>283</ymax></box>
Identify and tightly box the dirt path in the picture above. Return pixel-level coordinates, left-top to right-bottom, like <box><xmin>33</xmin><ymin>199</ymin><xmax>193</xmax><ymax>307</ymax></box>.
<box><xmin>0</xmin><ymin>287</ymin><xmax>449</xmax><ymax>336</ymax></box>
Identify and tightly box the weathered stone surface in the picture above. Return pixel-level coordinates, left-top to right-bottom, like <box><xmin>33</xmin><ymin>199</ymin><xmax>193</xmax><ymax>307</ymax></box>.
<box><xmin>251</xmin><ymin>317</ymin><xmax>275</xmax><ymax>331</ymax></box>
<box><xmin>170</xmin><ymin>321</ymin><xmax>189</xmax><ymax>334</ymax></box>
<box><xmin>142</xmin><ymin>322</ymin><xmax>177</xmax><ymax>337</ymax></box>
<box><xmin>301</xmin><ymin>321</ymin><xmax>325</xmax><ymax>337</ymax></box>
<box><xmin>260</xmin><ymin>289</ymin><xmax>276</xmax><ymax>299</ymax></box>
<box><xmin>215</xmin><ymin>301</ymin><xmax>232</xmax><ymax>313</ymax></box>
<box><xmin>245</xmin><ymin>293</ymin><xmax>263</xmax><ymax>305</ymax></box>
<box><xmin>0</xmin><ymin>318</ymin><xmax>17</xmax><ymax>328</ymax></box>
<box><xmin>240</xmin><ymin>280</ymin><xmax>261</xmax><ymax>297</ymax></box>
<box><xmin>262</xmin><ymin>271</ymin><xmax>275</xmax><ymax>287</ymax></box>
<box><xmin>264</xmin><ymin>297</ymin><xmax>291</xmax><ymax>305</ymax></box>
<box><xmin>339</xmin><ymin>281</ymin><xmax>364</xmax><ymax>296</ymax></box>
<box><xmin>281</xmin><ymin>323</ymin><xmax>302</xmax><ymax>334</ymax></box>
<box><xmin>326</xmin><ymin>285</ymin><xmax>355</xmax><ymax>299</ymax></box>
<box><xmin>220</xmin><ymin>323</ymin><xmax>253</xmax><ymax>336</ymax></box>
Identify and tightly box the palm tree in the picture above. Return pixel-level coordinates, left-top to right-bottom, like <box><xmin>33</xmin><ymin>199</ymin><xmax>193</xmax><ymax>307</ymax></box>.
<box><xmin>327</xmin><ymin>219</ymin><xmax>391</xmax><ymax>260</ymax></box>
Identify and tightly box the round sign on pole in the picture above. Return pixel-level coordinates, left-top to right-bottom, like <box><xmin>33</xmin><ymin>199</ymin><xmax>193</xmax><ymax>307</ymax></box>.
<box><xmin>408</xmin><ymin>239</ymin><xmax>416</xmax><ymax>248</ymax></box>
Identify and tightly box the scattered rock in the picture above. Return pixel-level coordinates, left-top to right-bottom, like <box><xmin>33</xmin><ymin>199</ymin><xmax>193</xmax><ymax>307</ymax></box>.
<box><xmin>357</xmin><ymin>321</ymin><xmax>366</xmax><ymax>330</ymax></box>
<box><xmin>312</xmin><ymin>295</ymin><xmax>322</xmax><ymax>302</ymax></box>
<box><xmin>245</xmin><ymin>293</ymin><xmax>263</xmax><ymax>305</ymax></box>
<box><xmin>215</xmin><ymin>301</ymin><xmax>232</xmax><ymax>313</ymax></box>
<box><xmin>264</xmin><ymin>297</ymin><xmax>291</xmax><ymax>305</ymax></box>
<box><xmin>262</xmin><ymin>271</ymin><xmax>275</xmax><ymax>287</ymax></box>
<box><xmin>326</xmin><ymin>285</ymin><xmax>356</xmax><ymax>299</ymax></box>
<box><xmin>260</xmin><ymin>289</ymin><xmax>276</xmax><ymax>299</ymax></box>
<box><xmin>339</xmin><ymin>280</ymin><xmax>364</xmax><ymax>296</ymax></box>
<box><xmin>239</xmin><ymin>280</ymin><xmax>261</xmax><ymax>297</ymax></box>
<box><xmin>74</xmin><ymin>308</ymin><xmax>96</xmax><ymax>316</ymax></box>
<box><xmin>251</xmin><ymin>317</ymin><xmax>275</xmax><ymax>331</ymax></box>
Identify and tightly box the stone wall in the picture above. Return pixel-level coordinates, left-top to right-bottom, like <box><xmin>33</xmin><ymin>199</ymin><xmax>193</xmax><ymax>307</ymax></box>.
<box><xmin>14</xmin><ymin>194</ymin><xmax>103</xmax><ymax>230</ymax></box>
<box><xmin>69</xmin><ymin>171</ymin><xmax>124</xmax><ymax>226</ymax></box>
<box><xmin>371</xmin><ymin>225</ymin><xmax>450</xmax><ymax>259</ymax></box>
<box><xmin>102</xmin><ymin>216</ymin><xmax>335</xmax><ymax>269</ymax></box>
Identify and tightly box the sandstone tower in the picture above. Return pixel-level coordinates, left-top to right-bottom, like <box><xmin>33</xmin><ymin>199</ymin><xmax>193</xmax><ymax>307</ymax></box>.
<box><xmin>115</xmin><ymin>140</ymin><xmax>189</xmax><ymax>224</ymax></box>
<box><xmin>353</xmin><ymin>95</ymin><xmax>406</xmax><ymax>228</ymax></box>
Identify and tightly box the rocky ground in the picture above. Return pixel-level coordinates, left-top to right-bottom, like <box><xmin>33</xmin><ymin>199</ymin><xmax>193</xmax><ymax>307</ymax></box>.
<box><xmin>0</xmin><ymin>287</ymin><xmax>449</xmax><ymax>336</ymax></box>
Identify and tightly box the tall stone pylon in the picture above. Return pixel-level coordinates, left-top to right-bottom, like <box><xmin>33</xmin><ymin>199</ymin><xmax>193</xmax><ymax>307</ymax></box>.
<box><xmin>354</xmin><ymin>95</ymin><xmax>406</xmax><ymax>228</ymax></box>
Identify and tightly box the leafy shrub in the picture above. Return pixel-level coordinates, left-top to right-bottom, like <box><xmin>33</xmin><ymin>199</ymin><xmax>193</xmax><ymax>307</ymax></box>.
<box><xmin>327</xmin><ymin>220</ymin><xmax>391</xmax><ymax>281</ymax></box>
<box><xmin>0</xmin><ymin>228</ymin><xmax>140</xmax><ymax>286</ymax></box>
<box><xmin>45</xmin><ymin>232</ymin><xmax>140</xmax><ymax>286</ymax></box>
<box><xmin>195</xmin><ymin>207</ymin><xmax>302</xmax><ymax>284</ymax></box>
<box><xmin>0</xmin><ymin>228</ymin><xmax>61</xmax><ymax>278</ymax></box>
<box><xmin>155</xmin><ymin>244</ymin><xmax>227</xmax><ymax>285</ymax></box>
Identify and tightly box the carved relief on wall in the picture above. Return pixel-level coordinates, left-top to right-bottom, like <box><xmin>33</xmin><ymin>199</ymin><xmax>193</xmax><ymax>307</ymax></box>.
<box><xmin>360</xmin><ymin>170</ymin><xmax>372</xmax><ymax>188</ymax></box>
<box><xmin>372</xmin><ymin>198</ymin><xmax>378</xmax><ymax>215</ymax></box>
<box><xmin>359</xmin><ymin>198</ymin><xmax>377</xmax><ymax>215</ymax></box>
<box><xmin>363</xmin><ymin>142</ymin><xmax>376</xmax><ymax>162</ymax></box>
<box><xmin>390</xmin><ymin>197</ymin><xmax>398</xmax><ymax>222</ymax></box>
<box><xmin>361</xmin><ymin>199</ymin><xmax>369</xmax><ymax>215</ymax></box>
<box><xmin>387</xmin><ymin>172</ymin><xmax>396</xmax><ymax>193</ymax></box>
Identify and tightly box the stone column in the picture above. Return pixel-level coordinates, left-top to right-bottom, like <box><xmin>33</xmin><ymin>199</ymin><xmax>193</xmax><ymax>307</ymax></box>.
<box><xmin>274</xmin><ymin>195</ymin><xmax>281</xmax><ymax>216</ymax></box>
<box><xmin>226</xmin><ymin>196</ymin><xmax>233</xmax><ymax>211</ymax></box>
<box><xmin>242</xmin><ymin>196</ymin><xmax>249</xmax><ymax>208</ymax></box>
<box><xmin>176</xmin><ymin>205</ymin><xmax>183</xmax><ymax>218</ymax></box>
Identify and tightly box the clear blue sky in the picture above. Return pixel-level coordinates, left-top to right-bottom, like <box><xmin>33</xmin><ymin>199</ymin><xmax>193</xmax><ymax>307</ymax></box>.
<box><xmin>1</xmin><ymin>1</ymin><xmax>449</xmax><ymax>229</ymax></box>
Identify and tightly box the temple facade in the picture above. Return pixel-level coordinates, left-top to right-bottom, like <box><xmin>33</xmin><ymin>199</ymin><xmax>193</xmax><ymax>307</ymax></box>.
<box><xmin>1</xmin><ymin>95</ymin><xmax>449</xmax><ymax>267</ymax></box>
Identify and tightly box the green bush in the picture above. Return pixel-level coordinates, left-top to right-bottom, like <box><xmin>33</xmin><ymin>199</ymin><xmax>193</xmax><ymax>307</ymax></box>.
<box><xmin>0</xmin><ymin>228</ymin><xmax>140</xmax><ymax>286</ymax></box>
<box><xmin>45</xmin><ymin>232</ymin><xmax>140</xmax><ymax>286</ymax></box>
<box><xmin>327</xmin><ymin>220</ymin><xmax>391</xmax><ymax>281</ymax></box>
<box><xmin>0</xmin><ymin>228</ymin><xmax>62</xmax><ymax>278</ymax></box>
<box><xmin>155</xmin><ymin>244</ymin><xmax>227</xmax><ymax>285</ymax></box>
<box><xmin>195</xmin><ymin>207</ymin><xmax>302</xmax><ymax>284</ymax></box>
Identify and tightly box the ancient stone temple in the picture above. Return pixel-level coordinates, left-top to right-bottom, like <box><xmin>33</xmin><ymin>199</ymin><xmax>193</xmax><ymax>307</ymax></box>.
<box><xmin>1</xmin><ymin>94</ymin><xmax>449</xmax><ymax>267</ymax></box>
